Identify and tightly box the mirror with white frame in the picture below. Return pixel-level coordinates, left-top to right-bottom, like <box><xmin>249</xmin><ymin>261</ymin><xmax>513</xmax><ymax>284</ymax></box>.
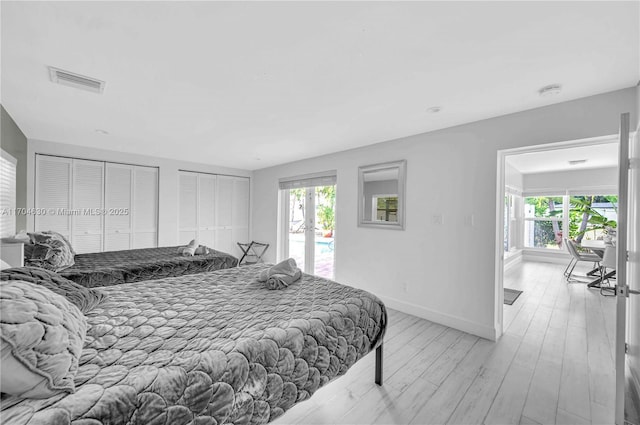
<box><xmin>358</xmin><ymin>160</ymin><xmax>406</xmax><ymax>229</ymax></box>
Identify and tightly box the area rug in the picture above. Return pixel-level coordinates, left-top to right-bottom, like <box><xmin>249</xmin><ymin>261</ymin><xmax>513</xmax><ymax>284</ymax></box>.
<box><xmin>504</xmin><ymin>288</ymin><xmax>523</xmax><ymax>305</ymax></box>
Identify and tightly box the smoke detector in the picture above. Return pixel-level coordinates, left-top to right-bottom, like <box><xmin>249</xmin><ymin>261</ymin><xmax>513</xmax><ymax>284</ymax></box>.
<box><xmin>568</xmin><ymin>159</ymin><xmax>587</xmax><ymax>166</ymax></box>
<box><xmin>539</xmin><ymin>84</ymin><xmax>562</xmax><ymax>98</ymax></box>
<box><xmin>49</xmin><ymin>67</ymin><xmax>105</xmax><ymax>94</ymax></box>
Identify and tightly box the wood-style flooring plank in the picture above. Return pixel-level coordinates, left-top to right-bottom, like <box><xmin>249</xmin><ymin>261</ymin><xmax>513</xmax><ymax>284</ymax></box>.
<box><xmin>408</xmin><ymin>338</ymin><xmax>495</xmax><ymax>425</ymax></box>
<box><xmin>447</xmin><ymin>333</ymin><xmax>521</xmax><ymax>425</ymax></box>
<box><xmin>274</xmin><ymin>261</ymin><xmax>616</xmax><ymax>425</ymax></box>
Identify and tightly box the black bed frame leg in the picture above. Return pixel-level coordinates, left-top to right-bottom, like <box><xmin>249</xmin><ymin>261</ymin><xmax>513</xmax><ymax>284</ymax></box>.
<box><xmin>375</xmin><ymin>344</ymin><xmax>383</xmax><ymax>386</ymax></box>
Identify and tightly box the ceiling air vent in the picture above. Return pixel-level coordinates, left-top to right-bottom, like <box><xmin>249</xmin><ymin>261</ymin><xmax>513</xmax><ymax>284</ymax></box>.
<box><xmin>48</xmin><ymin>67</ymin><xmax>105</xmax><ymax>94</ymax></box>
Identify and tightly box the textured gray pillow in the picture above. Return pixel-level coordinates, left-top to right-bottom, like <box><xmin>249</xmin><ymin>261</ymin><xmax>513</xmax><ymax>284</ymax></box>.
<box><xmin>0</xmin><ymin>267</ymin><xmax>106</xmax><ymax>313</ymax></box>
<box><xmin>28</xmin><ymin>231</ymin><xmax>76</xmax><ymax>255</ymax></box>
<box><xmin>26</xmin><ymin>232</ymin><xmax>75</xmax><ymax>272</ymax></box>
<box><xmin>0</xmin><ymin>280</ymin><xmax>87</xmax><ymax>398</ymax></box>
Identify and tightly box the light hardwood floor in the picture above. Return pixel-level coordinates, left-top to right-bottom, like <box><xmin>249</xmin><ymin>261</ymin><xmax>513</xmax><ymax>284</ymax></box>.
<box><xmin>272</xmin><ymin>261</ymin><xmax>616</xmax><ymax>425</ymax></box>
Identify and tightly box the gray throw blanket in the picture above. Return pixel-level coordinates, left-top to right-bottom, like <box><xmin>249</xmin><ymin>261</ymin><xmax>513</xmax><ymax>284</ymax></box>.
<box><xmin>258</xmin><ymin>258</ymin><xmax>302</xmax><ymax>290</ymax></box>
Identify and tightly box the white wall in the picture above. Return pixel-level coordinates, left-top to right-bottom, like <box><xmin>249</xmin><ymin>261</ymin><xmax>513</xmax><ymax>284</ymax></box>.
<box><xmin>26</xmin><ymin>139</ymin><xmax>252</xmax><ymax>247</ymax></box>
<box><xmin>252</xmin><ymin>88</ymin><xmax>637</xmax><ymax>340</ymax></box>
<box><xmin>1</xmin><ymin>106</ymin><xmax>28</xmax><ymax>232</ymax></box>
<box><xmin>522</xmin><ymin>166</ymin><xmax>618</xmax><ymax>196</ymax></box>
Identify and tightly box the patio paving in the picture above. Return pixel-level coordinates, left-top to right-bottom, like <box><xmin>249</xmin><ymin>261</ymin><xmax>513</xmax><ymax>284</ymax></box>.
<box><xmin>288</xmin><ymin>233</ymin><xmax>335</xmax><ymax>279</ymax></box>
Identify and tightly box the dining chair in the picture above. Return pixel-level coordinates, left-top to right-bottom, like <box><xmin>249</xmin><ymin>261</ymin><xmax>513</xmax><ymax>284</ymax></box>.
<box><xmin>564</xmin><ymin>238</ymin><xmax>602</xmax><ymax>283</ymax></box>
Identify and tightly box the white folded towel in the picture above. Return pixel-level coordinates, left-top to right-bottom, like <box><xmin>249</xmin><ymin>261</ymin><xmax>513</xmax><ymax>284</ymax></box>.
<box><xmin>258</xmin><ymin>258</ymin><xmax>302</xmax><ymax>289</ymax></box>
<box><xmin>177</xmin><ymin>239</ymin><xmax>199</xmax><ymax>256</ymax></box>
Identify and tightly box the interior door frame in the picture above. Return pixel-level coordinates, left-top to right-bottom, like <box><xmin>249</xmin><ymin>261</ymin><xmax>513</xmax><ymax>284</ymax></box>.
<box><xmin>494</xmin><ymin>134</ymin><xmax>620</xmax><ymax>339</ymax></box>
<box><xmin>614</xmin><ymin>112</ymin><xmax>630</xmax><ymax>425</ymax></box>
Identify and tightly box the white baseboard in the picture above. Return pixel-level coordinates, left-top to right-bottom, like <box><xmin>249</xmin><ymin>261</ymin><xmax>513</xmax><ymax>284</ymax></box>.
<box><xmin>504</xmin><ymin>250</ymin><xmax>523</xmax><ymax>271</ymax></box>
<box><xmin>379</xmin><ymin>295</ymin><xmax>497</xmax><ymax>341</ymax></box>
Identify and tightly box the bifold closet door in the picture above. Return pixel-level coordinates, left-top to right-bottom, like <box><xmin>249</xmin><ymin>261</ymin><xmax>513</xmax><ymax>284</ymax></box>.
<box><xmin>214</xmin><ymin>176</ymin><xmax>234</xmax><ymax>254</ymax></box>
<box><xmin>198</xmin><ymin>174</ymin><xmax>216</xmax><ymax>248</ymax></box>
<box><xmin>104</xmin><ymin>164</ymin><xmax>133</xmax><ymax>251</ymax></box>
<box><xmin>231</xmin><ymin>177</ymin><xmax>250</xmax><ymax>258</ymax></box>
<box><xmin>71</xmin><ymin>160</ymin><xmax>104</xmax><ymax>254</ymax></box>
<box><xmin>178</xmin><ymin>172</ymin><xmax>198</xmax><ymax>244</ymax></box>
<box><xmin>35</xmin><ymin>155</ymin><xmax>72</xmax><ymax>238</ymax></box>
<box><xmin>132</xmin><ymin>167</ymin><xmax>158</xmax><ymax>249</ymax></box>
<box><xmin>214</xmin><ymin>176</ymin><xmax>249</xmax><ymax>256</ymax></box>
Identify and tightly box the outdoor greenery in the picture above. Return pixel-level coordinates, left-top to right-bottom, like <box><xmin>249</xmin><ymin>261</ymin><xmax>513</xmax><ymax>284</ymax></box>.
<box><xmin>289</xmin><ymin>186</ymin><xmax>336</xmax><ymax>234</ymax></box>
<box><xmin>524</xmin><ymin>195</ymin><xmax>618</xmax><ymax>248</ymax></box>
<box><xmin>316</xmin><ymin>186</ymin><xmax>336</xmax><ymax>233</ymax></box>
<box><xmin>567</xmin><ymin>195</ymin><xmax>617</xmax><ymax>243</ymax></box>
<box><xmin>524</xmin><ymin>196</ymin><xmax>563</xmax><ymax>248</ymax></box>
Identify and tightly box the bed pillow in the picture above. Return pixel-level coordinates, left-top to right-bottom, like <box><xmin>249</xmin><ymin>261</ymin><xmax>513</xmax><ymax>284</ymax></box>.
<box><xmin>0</xmin><ymin>259</ymin><xmax>12</xmax><ymax>270</ymax></box>
<box><xmin>25</xmin><ymin>231</ymin><xmax>75</xmax><ymax>272</ymax></box>
<box><xmin>0</xmin><ymin>280</ymin><xmax>87</xmax><ymax>399</ymax></box>
<box><xmin>0</xmin><ymin>267</ymin><xmax>105</xmax><ymax>313</ymax></box>
<box><xmin>28</xmin><ymin>231</ymin><xmax>76</xmax><ymax>256</ymax></box>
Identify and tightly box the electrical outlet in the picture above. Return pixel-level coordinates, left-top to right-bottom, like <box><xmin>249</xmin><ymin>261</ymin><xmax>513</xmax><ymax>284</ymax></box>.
<box><xmin>402</xmin><ymin>282</ymin><xmax>408</xmax><ymax>293</ymax></box>
<box><xmin>432</xmin><ymin>214</ymin><xmax>443</xmax><ymax>225</ymax></box>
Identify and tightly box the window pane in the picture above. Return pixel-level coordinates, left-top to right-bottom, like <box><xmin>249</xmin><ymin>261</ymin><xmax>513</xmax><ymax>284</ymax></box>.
<box><xmin>524</xmin><ymin>196</ymin><xmax>563</xmax><ymax>218</ymax></box>
<box><xmin>373</xmin><ymin>196</ymin><xmax>398</xmax><ymax>222</ymax></box>
<box><xmin>524</xmin><ymin>220</ymin><xmax>563</xmax><ymax>249</ymax></box>
<box><xmin>569</xmin><ymin>195</ymin><xmax>618</xmax><ymax>241</ymax></box>
<box><xmin>504</xmin><ymin>196</ymin><xmax>509</xmax><ymax>252</ymax></box>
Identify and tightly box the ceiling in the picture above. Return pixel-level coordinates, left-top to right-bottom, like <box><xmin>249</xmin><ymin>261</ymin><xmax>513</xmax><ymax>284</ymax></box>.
<box><xmin>1</xmin><ymin>2</ymin><xmax>638</xmax><ymax>171</ymax></box>
<box><xmin>506</xmin><ymin>142</ymin><xmax>619</xmax><ymax>174</ymax></box>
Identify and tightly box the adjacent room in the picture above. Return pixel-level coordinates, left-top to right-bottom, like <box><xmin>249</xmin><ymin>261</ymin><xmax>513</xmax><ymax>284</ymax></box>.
<box><xmin>1</xmin><ymin>2</ymin><xmax>639</xmax><ymax>425</ymax></box>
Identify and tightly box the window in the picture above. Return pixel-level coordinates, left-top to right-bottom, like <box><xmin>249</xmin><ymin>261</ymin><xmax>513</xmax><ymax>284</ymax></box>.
<box><xmin>504</xmin><ymin>193</ymin><xmax>519</xmax><ymax>252</ymax></box>
<box><xmin>373</xmin><ymin>195</ymin><xmax>398</xmax><ymax>222</ymax></box>
<box><xmin>0</xmin><ymin>150</ymin><xmax>17</xmax><ymax>238</ymax></box>
<box><xmin>568</xmin><ymin>195</ymin><xmax>618</xmax><ymax>242</ymax></box>
<box><xmin>524</xmin><ymin>196</ymin><xmax>563</xmax><ymax>249</ymax></box>
<box><xmin>522</xmin><ymin>194</ymin><xmax>617</xmax><ymax>251</ymax></box>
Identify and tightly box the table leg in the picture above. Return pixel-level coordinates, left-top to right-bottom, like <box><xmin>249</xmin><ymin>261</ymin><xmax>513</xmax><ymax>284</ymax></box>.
<box><xmin>588</xmin><ymin>270</ymin><xmax>616</xmax><ymax>288</ymax></box>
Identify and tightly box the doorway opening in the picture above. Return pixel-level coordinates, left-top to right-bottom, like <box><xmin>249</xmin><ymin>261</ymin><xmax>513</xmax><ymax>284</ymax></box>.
<box><xmin>494</xmin><ymin>135</ymin><xmax>621</xmax><ymax>423</ymax></box>
<box><xmin>495</xmin><ymin>135</ymin><xmax>619</xmax><ymax>336</ymax></box>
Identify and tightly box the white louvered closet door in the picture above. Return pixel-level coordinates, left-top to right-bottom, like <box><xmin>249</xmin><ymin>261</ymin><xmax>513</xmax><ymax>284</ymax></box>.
<box><xmin>178</xmin><ymin>172</ymin><xmax>198</xmax><ymax>244</ymax></box>
<box><xmin>231</xmin><ymin>177</ymin><xmax>250</xmax><ymax>258</ymax></box>
<box><xmin>198</xmin><ymin>174</ymin><xmax>216</xmax><ymax>248</ymax></box>
<box><xmin>104</xmin><ymin>163</ymin><xmax>132</xmax><ymax>251</ymax></box>
<box><xmin>214</xmin><ymin>175</ymin><xmax>234</xmax><ymax>254</ymax></box>
<box><xmin>71</xmin><ymin>160</ymin><xmax>104</xmax><ymax>254</ymax></box>
<box><xmin>132</xmin><ymin>166</ymin><xmax>158</xmax><ymax>249</ymax></box>
<box><xmin>35</xmin><ymin>155</ymin><xmax>72</xmax><ymax>238</ymax></box>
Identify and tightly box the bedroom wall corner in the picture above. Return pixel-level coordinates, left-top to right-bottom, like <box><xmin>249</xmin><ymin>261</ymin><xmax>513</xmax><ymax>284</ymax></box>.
<box><xmin>0</xmin><ymin>105</ymin><xmax>28</xmax><ymax>232</ymax></box>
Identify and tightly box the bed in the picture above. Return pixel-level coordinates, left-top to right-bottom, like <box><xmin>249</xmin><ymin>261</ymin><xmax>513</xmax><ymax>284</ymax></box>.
<box><xmin>57</xmin><ymin>246</ymin><xmax>239</xmax><ymax>287</ymax></box>
<box><xmin>0</xmin><ymin>263</ymin><xmax>387</xmax><ymax>425</ymax></box>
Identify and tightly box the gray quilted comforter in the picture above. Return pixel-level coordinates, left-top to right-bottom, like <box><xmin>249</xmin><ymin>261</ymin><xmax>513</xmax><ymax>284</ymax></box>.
<box><xmin>2</xmin><ymin>264</ymin><xmax>387</xmax><ymax>425</ymax></box>
<box><xmin>58</xmin><ymin>246</ymin><xmax>238</xmax><ymax>287</ymax></box>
